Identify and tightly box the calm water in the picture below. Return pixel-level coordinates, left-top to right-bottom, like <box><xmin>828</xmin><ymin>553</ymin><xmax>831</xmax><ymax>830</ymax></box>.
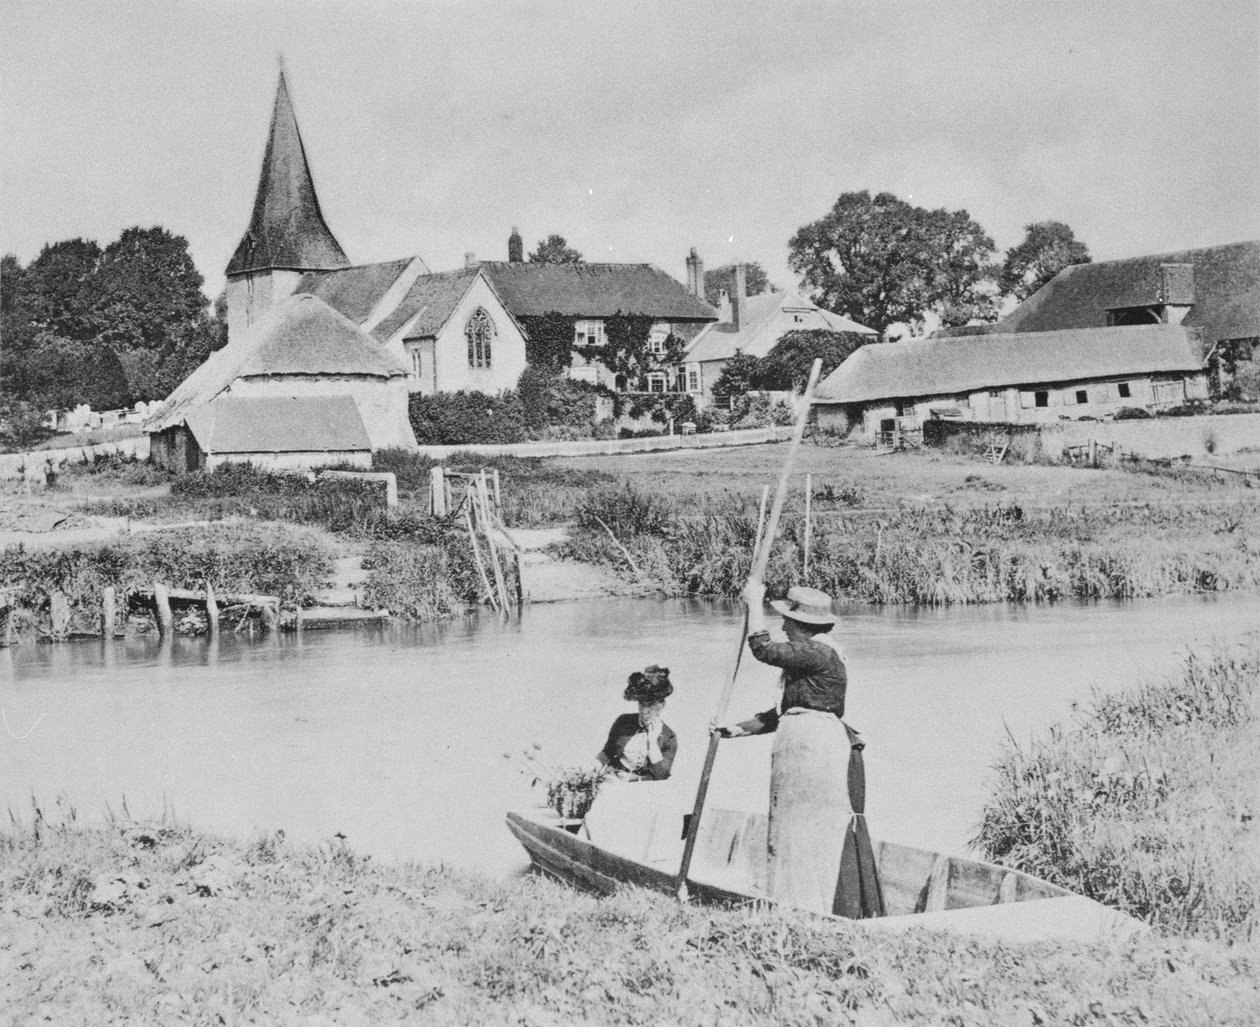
<box><xmin>2</xmin><ymin>593</ymin><xmax>1256</xmax><ymax>877</ymax></box>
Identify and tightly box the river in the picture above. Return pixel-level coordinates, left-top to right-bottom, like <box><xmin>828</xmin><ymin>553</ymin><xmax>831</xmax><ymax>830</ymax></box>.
<box><xmin>2</xmin><ymin>593</ymin><xmax>1256</xmax><ymax>877</ymax></box>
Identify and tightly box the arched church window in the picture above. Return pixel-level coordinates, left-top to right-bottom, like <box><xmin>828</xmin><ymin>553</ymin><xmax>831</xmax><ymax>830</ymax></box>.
<box><xmin>466</xmin><ymin>308</ymin><xmax>494</xmax><ymax>368</ymax></box>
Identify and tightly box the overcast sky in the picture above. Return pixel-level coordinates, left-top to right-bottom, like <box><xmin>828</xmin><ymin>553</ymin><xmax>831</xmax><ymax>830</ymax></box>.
<box><xmin>3</xmin><ymin>0</ymin><xmax>1257</xmax><ymax>303</ymax></box>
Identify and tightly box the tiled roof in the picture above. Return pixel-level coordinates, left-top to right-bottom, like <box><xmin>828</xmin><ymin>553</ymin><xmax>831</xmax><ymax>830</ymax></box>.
<box><xmin>370</xmin><ymin>267</ymin><xmax>481</xmax><ymax>342</ymax></box>
<box><xmin>478</xmin><ymin>261</ymin><xmax>717</xmax><ymax>320</ymax></box>
<box><xmin>685</xmin><ymin>291</ymin><xmax>875</xmax><ymax>363</ymax></box>
<box><xmin>185</xmin><ymin>395</ymin><xmax>370</xmax><ymax>453</ymax></box>
<box><xmin>815</xmin><ymin>324</ymin><xmax>1204</xmax><ymax>405</ymax></box>
<box><xmin>147</xmin><ymin>294</ymin><xmax>406</xmax><ymax>433</ymax></box>
<box><xmin>295</xmin><ymin>258</ymin><xmax>419</xmax><ymax>324</ymax></box>
<box><xmin>989</xmin><ymin>241</ymin><xmax>1260</xmax><ymax>347</ymax></box>
<box><xmin>225</xmin><ymin>72</ymin><xmax>350</xmax><ymax>276</ymax></box>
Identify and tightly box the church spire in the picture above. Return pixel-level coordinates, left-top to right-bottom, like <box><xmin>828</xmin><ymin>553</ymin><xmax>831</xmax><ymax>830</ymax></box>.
<box><xmin>225</xmin><ymin>70</ymin><xmax>349</xmax><ymax>277</ymax></box>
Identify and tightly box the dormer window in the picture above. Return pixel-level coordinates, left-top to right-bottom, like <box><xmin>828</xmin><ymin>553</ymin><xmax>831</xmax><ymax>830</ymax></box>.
<box><xmin>466</xmin><ymin>307</ymin><xmax>494</xmax><ymax>368</ymax></box>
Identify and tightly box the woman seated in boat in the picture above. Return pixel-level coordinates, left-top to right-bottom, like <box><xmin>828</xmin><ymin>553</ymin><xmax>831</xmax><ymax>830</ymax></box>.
<box><xmin>596</xmin><ymin>665</ymin><xmax>678</xmax><ymax>781</ymax></box>
<box><xmin>715</xmin><ymin>583</ymin><xmax>851</xmax><ymax>914</ymax></box>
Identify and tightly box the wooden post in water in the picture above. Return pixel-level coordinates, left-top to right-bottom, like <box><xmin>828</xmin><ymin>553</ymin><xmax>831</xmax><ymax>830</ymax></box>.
<box><xmin>0</xmin><ymin>592</ymin><xmax>11</xmax><ymax>648</ymax></box>
<box><xmin>101</xmin><ymin>587</ymin><xmax>116</xmax><ymax>639</ymax></box>
<box><xmin>261</xmin><ymin>601</ymin><xmax>280</xmax><ymax>633</ymax></box>
<box><xmin>430</xmin><ymin>465</ymin><xmax>447</xmax><ymax>516</ymax></box>
<box><xmin>205</xmin><ymin>582</ymin><xmax>219</xmax><ymax>637</ymax></box>
<box><xmin>479</xmin><ymin>473</ymin><xmax>510</xmax><ymax>610</ymax></box>
<box><xmin>153</xmin><ymin>583</ymin><xmax>173</xmax><ymax>636</ymax></box>
<box><xmin>464</xmin><ymin>495</ymin><xmax>499</xmax><ymax>612</ymax></box>
<box><xmin>803</xmin><ymin>473</ymin><xmax>813</xmax><ymax>580</ymax></box>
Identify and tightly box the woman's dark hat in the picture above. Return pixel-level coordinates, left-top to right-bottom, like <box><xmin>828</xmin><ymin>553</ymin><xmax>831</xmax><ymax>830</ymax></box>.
<box><xmin>770</xmin><ymin>586</ymin><xmax>837</xmax><ymax>626</ymax></box>
<box><xmin>625</xmin><ymin>665</ymin><xmax>673</xmax><ymax>703</ymax></box>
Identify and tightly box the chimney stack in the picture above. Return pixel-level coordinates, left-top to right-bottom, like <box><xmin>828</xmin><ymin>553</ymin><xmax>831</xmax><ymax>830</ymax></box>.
<box><xmin>686</xmin><ymin>247</ymin><xmax>705</xmax><ymax>300</ymax></box>
<box><xmin>731</xmin><ymin>263</ymin><xmax>747</xmax><ymax>331</ymax></box>
<box><xmin>508</xmin><ymin>227</ymin><xmax>523</xmax><ymax>263</ymax></box>
<box><xmin>465</xmin><ymin>251</ymin><xmax>478</xmax><ymax>268</ymax></box>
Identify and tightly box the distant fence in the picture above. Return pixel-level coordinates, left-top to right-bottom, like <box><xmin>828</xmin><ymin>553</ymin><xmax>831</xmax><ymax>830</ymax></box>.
<box><xmin>0</xmin><ymin>436</ymin><xmax>150</xmax><ymax>480</ymax></box>
<box><xmin>411</xmin><ymin>425</ymin><xmax>793</xmax><ymax>459</ymax></box>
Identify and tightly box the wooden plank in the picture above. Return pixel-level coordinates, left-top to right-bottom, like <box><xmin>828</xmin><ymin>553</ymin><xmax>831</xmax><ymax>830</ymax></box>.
<box><xmin>924</xmin><ymin>855</ymin><xmax>951</xmax><ymax>913</ymax></box>
<box><xmin>1000</xmin><ymin>872</ymin><xmax>1018</xmax><ymax>904</ymax></box>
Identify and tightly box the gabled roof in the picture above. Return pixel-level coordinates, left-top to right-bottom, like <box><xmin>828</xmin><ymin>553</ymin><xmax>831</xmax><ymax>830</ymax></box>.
<box><xmin>478</xmin><ymin>261</ymin><xmax>717</xmax><ymax>321</ymax></box>
<box><xmin>185</xmin><ymin>395</ymin><xmax>370</xmax><ymax>453</ymax></box>
<box><xmin>684</xmin><ymin>291</ymin><xmax>875</xmax><ymax>363</ymax></box>
<box><xmin>370</xmin><ymin>266</ymin><xmax>482</xmax><ymax>342</ymax></box>
<box><xmin>146</xmin><ymin>294</ymin><xmax>406</xmax><ymax>433</ymax></box>
<box><xmin>225</xmin><ymin>71</ymin><xmax>350</xmax><ymax>277</ymax></box>
<box><xmin>992</xmin><ymin>241</ymin><xmax>1260</xmax><ymax>347</ymax></box>
<box><xmin>815</xmin><ymin>324</ymin><xmax>1204</xmax><ymax>405</ymax></box>
<box><xmin>295</xmin><ymin>258</ymin><xmax>420</xmax><ymax>324</ymax></box>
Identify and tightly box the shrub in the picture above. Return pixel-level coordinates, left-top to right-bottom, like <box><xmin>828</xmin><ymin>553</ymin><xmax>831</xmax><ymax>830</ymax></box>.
<box><xmin>1114</xmin><ymin>406</ymin><xmax>1152</xmax><ymax>420</ymax></box>
<box><xmin>408</xmin><ymin>391</ymin><xmax>528</xmax><ymax>445</ymax></box>
<box><xmin>517</xmin><ymin>367</ymin><xmax>603</xmax><ymax>437</ymax></box>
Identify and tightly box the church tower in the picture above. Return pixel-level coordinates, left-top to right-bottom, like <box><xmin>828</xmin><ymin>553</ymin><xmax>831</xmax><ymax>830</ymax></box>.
<box><xmin>224</xmin><ymin>70</ymin><xmax>349</xmax><ymax>342</ymax></box>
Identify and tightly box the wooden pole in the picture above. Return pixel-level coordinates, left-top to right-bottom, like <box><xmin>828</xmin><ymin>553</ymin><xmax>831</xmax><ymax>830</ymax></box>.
<box><xmin>493</xmin><ymin>469</ymin><xmax>502</xmax><ymax>514</ymax></box>
<box><xmin>153</xmin><ymin>583</ymin><xmax>173</xmax><ymax>637</ymax></box>
<box><xmin>464</xmin><ymin>501</ymin><xmax>498</xmax><ymax>612</ymax></box>
<box><xmin>205</xmin><ymin>582</ymin><xmax>219</xmax><ymax>638</ymax></box>
<box><xmin>803</xmin><ymin>472</ymin><xmax>813</xmax><ymax>580</ymax></box>
<box><xmin>752</xmin><ymin>484</ymin><xmax>770</xmax><ymax>567</ymax></box>
<box><xmin>0</xmin><ymin>593</ymin><xmax>11</xmax><ymax>648</ymax></box>
<box><xmin>430</xmin><ymin>465</ymin><xmax>447</xmax><ymax>516</ymax></box>
<box><xmin>101</xmin><ymin>587</ymin><xmax>116</xmax><ymax>639</ymax></box>
<box><xmin>592</xmin><ymin>514</ymin><xmax>642</xmax><ymax>577</ymax></box>
<box><xmin>677</xmin><ymin>359</ymin><xmax>823</xmax><ymax>900</ymax></box>
<box><xmin>478</xmin><ymin>474</ymin><xmax>510</xmax><ymax>610</ymax></box>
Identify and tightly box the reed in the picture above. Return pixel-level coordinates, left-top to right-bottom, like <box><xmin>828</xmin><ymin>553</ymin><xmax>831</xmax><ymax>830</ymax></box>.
<box><xmin>975</xmin><ymin>644</ymin><xmax>1260</xmax><ymax>942</ymax></box>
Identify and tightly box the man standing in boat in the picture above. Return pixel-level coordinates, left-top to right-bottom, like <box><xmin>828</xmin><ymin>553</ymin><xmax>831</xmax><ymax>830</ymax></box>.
<box><xmin>715</xmin><ymin>582</ymin><xmax>850</xmax><ymax>915</ymax></box>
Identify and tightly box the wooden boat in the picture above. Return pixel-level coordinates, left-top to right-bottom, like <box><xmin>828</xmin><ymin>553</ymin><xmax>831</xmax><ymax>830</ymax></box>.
<box><xmin>506</xmin><ymin>803</ymin><xmax>1146</xmax><ymax>944</ymax></box>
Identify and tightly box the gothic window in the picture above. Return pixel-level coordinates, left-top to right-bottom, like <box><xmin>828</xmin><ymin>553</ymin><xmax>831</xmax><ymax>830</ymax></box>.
<box><xmin>466</xmin><ymin>308</ymin><xmax>494</xmax><ymax>368</ymax></box>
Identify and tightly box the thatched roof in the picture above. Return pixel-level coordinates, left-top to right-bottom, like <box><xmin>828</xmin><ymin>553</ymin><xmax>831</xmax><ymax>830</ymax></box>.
<box><xmin>478</xmin><ymin>261</ymin><xmax>717</xmax><ymax>321</ymax></box>
<box><xmin>295</xmin><ymin>258</ymin><xmax>423</xmax><ymax>324</ymax></box>
<box><xmin>685</xmin><ymin>291</ymin><xmax>875</xmax><ymax>364</ymax></box>
<box><xmin>974</xmin><ymin>241</ymin><xmax>1260</xmax><ymax>347</ymax></box>
<box><xmin>815</xmin><ymin>324</ymin><xmax>1204</xmax><ymax>404</ymax></box>
<box><xmin>185</xmin><ymin>395</ymin><xmax>370</xmax><ymax>454</ymax></box>
<box><xmin>225</xmin><ymin>71</ymin><xmax>350</xmax><ymax>277</ymax></box>
<box><xmin>147</xmin><ymin>294</ymin><xmax>406</xmax><ymax>433</ymax></box>
<box><xmin>370</xmin><ymin>267</ymin><xmax>482</xmax><ymax>342</ymax></box>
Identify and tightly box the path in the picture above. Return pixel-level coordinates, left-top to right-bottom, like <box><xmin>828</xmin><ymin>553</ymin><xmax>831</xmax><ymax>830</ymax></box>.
<box><xmin>500</xmin><ymin>526</ymin><xmax>631</xmax><ymax>603</ymax></box>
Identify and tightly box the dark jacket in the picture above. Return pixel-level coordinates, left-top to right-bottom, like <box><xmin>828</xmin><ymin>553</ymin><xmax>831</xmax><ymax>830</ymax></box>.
<box><xmin>600</xmin><ymin>713</ymin><xmax>677</xmax><ymax>780</ymax></box>
<box><xmin>748</xmin><ymin>630</ymin><xmax>846</xmax><ymax>731</ymax></box>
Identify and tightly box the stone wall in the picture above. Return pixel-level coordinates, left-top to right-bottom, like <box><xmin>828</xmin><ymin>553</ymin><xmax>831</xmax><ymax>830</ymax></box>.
<box><xmin>1049</xmin><ymin>413</ymin><xmax>1260</xmax><ymax>459</ymax></box>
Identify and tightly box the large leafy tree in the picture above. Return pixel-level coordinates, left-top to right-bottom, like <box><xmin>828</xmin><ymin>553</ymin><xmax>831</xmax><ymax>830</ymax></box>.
<box><xmin>922</xmin><ymin>207</ymin><xmax>1000</xmax><ymax>328</ymax></box>
<box><xmin>528</xmin><ymin>234</ymin><xmax>584</xmax><ymax>264</ymax></box>
<box><xmin>704</xmin><ymin>262</ymin><xmax>774</xmax><ymax>307</ymax></box>
<box><xmin>788</xmin><ymin>190</ymin><xmax>998</xmax><ymax>338</ymax></box>
<box><xmin>1000</xmin><ymin>221</ymin><xmax>1091</xmax><ymax>302</ymax></box>
<box><xmin>754</xmin><ymin>329</ymin><xmax>870</xmax><ymax>392</ymax></box>
<box><xmin>94</xmin><ymin>226</ymin><xmax>209</xmax><ymax>352</ymax></box>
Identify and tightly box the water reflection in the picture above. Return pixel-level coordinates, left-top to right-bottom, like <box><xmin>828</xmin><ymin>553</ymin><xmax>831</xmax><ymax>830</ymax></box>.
<box><xmin>2</xmin><ymin>592</ymin><xmax>1256</xmax><ymax>877</ymax></box>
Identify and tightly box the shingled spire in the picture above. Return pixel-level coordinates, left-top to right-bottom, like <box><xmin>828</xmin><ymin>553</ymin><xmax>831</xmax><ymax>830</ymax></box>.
<box><xmin>226</xmin><ymin>71</ymin><xmax>349</xmax><ymax>277</ymax></box>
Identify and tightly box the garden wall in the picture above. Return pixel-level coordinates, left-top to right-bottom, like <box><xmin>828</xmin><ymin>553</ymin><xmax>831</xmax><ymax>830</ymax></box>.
<box><xmin>412</xmin><ymin>424</ymin><xmax>792</xmax><ymax>459</ymax></box>
<box><xmin>1050</xmin><ymin>413</ymin><xmax>1260</xmax><ymax>460</ymax></box>
<box><xmin>0</xmin><ymin>435</ymin><xmax>150</xmax><ymax>480</ymax></box>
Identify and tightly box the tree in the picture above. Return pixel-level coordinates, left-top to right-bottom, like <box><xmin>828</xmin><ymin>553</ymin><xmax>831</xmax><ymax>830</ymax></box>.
<box><xmin>754</xmin><ymin>330</ymin><xmax>870</xmax><ymax>392</ymax></box>
<box><xmin>704</xmin><ymin>262</ymin><xmax>775</xmax><ymax>307</ymax></box>
<box><xmin>1000</xmin><ymin>221</ymin><xmax>1091</xmax><ymax>302</ymax></box>
<box><xmin>921</xmin><ymin>207</ymin><xmax>1000</xmax><ymax>327</ymax></box>
<box><xmin>713</xmin><ymin>351</ymin><xmax>760</xmax><ymax>399</ymax></box>
<box><xmin>15</xmin><ymin>238</ymin><xmax>103</xmax><ymax>342</ymax></box>
<box><xmin>788</xmin><ymin>190</ymin><xmax>999</xmax><ymax>339</ymax></box>
<box><xmin>528</xmin><ymin>234</ymin><xmax>584</xmax><ymax>264</ymax></box>
<box><xmin>93</xmin><ymin>226</ymin><xmax>208</xmax><ymax>352</ymax></box>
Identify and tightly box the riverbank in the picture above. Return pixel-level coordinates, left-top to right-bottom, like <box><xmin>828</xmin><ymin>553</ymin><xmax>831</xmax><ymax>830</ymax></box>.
<box><xmin>3</xmin><ymin>814</ymin><xmax>1257</xmax><ymax>1026</ymax></box>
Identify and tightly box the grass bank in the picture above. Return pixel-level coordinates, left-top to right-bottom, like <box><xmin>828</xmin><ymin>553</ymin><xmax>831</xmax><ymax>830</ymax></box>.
<box><xmin>3</xmin><ymin>813</ymin><xmax>1257</xmax><ymax>1026</ymax></box>
<box><xmin>558</xmin><ymin>484</ymin><xmax>1260</xmax><ymax>604</ymax></box>
<box><xmin>976</xmin><ymin>643</ymin><xmax>1260</xmax><ymax>943</ymax></box>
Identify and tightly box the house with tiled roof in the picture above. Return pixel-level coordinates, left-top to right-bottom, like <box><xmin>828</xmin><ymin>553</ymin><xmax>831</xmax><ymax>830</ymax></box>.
<box><xmin>814</xmin><ymin>324</ymin><xmax>1209</xmax><ymax>441</ymax></box>
<box><xmin>682</xmin><ymin>263</ymin><xmax>875</xmax><ymax>406</ymax></box>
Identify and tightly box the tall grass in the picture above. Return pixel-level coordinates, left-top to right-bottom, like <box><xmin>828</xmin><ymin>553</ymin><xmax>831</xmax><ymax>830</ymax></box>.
<box><xmin>975</xmin><ymin>644</ymin><xmax>1260</xmax><ymax>942</ymax></box>
<box><xmin>559</xmin><ymin>483</ymin><xmax>1260</xmax><ymax>605</ymax></box>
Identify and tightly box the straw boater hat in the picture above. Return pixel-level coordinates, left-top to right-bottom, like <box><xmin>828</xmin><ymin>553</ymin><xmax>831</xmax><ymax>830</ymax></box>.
<box><xmin>770</xmin><ymin>586</ymin><xmax>837</xmax><ymax>626</ymax></box>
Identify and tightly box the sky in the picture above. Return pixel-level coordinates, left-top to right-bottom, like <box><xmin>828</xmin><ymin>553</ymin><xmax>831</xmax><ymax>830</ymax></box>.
<box><xmin>2</xmin><ymin>0</ymin><xmax>1258</xmax><ymax>305</ymax></box>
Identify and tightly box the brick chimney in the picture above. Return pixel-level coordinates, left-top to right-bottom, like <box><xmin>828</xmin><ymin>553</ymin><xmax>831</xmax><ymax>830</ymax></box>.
<box><xmin>508</xmin><ymin>227</ymin><xmax>523</xmax><ymax>263</ymax></box>
<box><xmin>464</xmin><ymin>251</ymin><xmax>478</xmax><ymax>268</ymax></box>
<box><xmin>685</xmin><ymin>247</ymin><xmax>704</xmax><ymax>299</ymax></box>
<box><xmin>731</xmin><ymin>263</ymin><xmax>747</xmax><ymax>331</ymax></box>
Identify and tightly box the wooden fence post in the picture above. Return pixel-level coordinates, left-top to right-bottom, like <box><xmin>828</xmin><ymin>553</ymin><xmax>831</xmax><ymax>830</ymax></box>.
<box><xmin>205</xmin><ymin>582</ymin><xmax>219</xmax><ymax>637</ymax></box>
<box><xmin>154</xmin><ymin>583</ymin><xmax>173</xmax><ymax>636</ymax></box>
<box><xmin>101</xmin><ymin>586</ymin><xmax>116</xmax><ymax>639</ymax></box>
<box><xmin>430</xmin><ymin>465</ymin><xmax>447</xmax><ymax>516</ymax></box>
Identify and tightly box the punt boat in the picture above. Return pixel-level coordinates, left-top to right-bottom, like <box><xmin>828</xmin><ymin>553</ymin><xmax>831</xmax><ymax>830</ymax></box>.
<box><xmin>505</xmin><ymin>802</ymin><xmax>1145</xmax><ymax>944</ymax></box>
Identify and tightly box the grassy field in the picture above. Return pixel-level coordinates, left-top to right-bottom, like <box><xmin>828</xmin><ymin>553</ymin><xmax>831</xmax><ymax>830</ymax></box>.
<box><xmin>3</xmin><ymin>812</ymin><xmax>1258</xmax><ymax>1026</ymax></box>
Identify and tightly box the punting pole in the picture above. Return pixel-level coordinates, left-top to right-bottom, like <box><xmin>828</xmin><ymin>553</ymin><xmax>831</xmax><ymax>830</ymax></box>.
<box><xmin>676</xmin><ymin>359</ymin><xmax>822</xmax><ymax>901</ymax></box>
<box><xmin>804</xmin><ymin>472</ymin><xmax>812</xmax><ymax>580</ymax></box>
